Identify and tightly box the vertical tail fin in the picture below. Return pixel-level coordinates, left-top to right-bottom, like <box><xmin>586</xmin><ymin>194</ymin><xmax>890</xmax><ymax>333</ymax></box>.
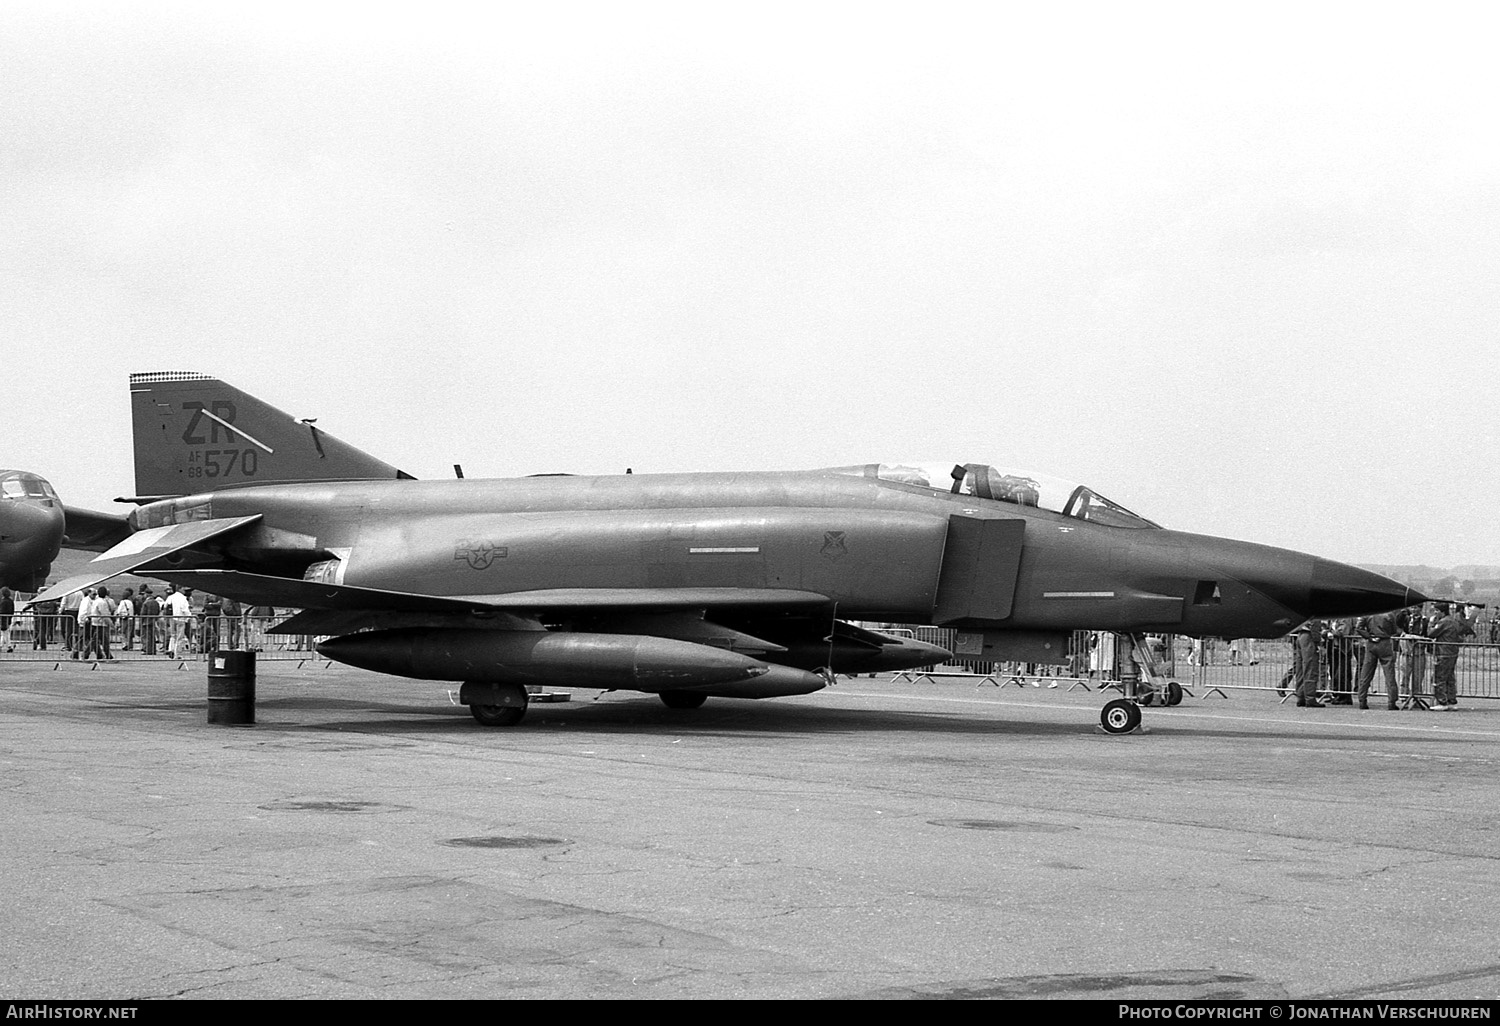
<box><xmin>129</xmin><ymin>372</ymin><xmax>415</xmax><ymax>497</ymax></box>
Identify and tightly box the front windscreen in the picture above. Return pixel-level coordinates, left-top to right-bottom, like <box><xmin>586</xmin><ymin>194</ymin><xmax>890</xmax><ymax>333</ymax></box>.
<box><xmin>0</xmin><ymin>475</ymin><xmax>57</xmax><ymax>501</ymax></box>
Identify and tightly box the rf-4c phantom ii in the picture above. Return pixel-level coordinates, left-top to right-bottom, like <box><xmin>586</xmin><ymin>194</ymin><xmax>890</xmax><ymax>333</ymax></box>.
<box><xmin>32</xmin><ymin>372</ymin><xmax>1422</xmax><ymax>733</ymax></box>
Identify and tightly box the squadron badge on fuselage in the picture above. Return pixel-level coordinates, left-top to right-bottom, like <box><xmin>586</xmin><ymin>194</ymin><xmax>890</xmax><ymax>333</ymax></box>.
<box><xmin>820</xmin><ymin>531</ymin><xmax>847</xmax><ymax>560</ymax></box>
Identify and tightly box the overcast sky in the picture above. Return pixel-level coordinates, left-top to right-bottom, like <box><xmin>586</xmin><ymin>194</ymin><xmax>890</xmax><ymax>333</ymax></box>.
<box><xmin>3</xmin><ymin>1</ymin><xmax>1496</xmax><ymax>567</ymax></box>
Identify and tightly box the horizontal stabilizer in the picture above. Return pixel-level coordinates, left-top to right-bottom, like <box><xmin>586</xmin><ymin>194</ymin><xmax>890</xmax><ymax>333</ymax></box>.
<box><xmin>26</xmin><ymin>516</ymin><xmax>261</xmax><ymax>606</ymax></box>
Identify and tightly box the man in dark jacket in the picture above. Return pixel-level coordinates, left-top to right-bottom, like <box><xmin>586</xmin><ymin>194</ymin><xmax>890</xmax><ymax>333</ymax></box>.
<box><xmin>1427</xmin><ymin>604</ymin><xmax>1475</xmax><ymax>711</ymax></box>
<box><xmin>139</xmin><ymin>587</ymin><xmax>160</xmax><ymax>656</ymax></box>
<box><xmin>1355</xmin><ymin>610</ymin><xmax>1402</xmax><ymax>710</ymax></box>
<box><xmin>1294</xmin><ymin>619</ymin><xmax>1326</xmax><ymax>707</ymax></box>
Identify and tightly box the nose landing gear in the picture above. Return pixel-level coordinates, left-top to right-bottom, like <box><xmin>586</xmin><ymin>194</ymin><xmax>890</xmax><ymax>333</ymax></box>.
<box><xmin>1100</xmin><ymin>698</ymin><xmax>1141</xmax><ymax>734</ymax></box>
<box><xmin>1097</xmin><ymin>633</ymin><xmax>1187</xmax><ymax>734</ymax></box>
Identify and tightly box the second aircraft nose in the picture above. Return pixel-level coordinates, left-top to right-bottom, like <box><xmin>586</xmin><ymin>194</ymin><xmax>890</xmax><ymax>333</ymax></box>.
<box><xmin>0</xmin><ymin>499</ymin><xmax>65</xmax><ymax>586</ymax></box>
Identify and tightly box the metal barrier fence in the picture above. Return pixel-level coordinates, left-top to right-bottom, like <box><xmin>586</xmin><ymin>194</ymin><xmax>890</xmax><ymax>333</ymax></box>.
<box><xmin>0</xmin><ymin>614</ymin><xmax>321</xmax><ymax>664</ymax></box>
<box><xmin>898</xmin><ymin>628</ymin><xmax>1500</xmax><ymax>704</ymax></box>
<box><xmin>1170</xmin><ymin>635</ymin><xmax>1500</xmax><ymax>703</ymax></box>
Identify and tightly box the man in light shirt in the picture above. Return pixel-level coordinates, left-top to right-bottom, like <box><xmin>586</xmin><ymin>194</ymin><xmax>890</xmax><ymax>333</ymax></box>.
<box><xmin>91</xmin><ymin>586</ymin><xmax>117</xmax><ymax>661</ymax></box>
<box><xmin>76</xmin><ymin>588</ymin><xmax>96</xmax><ymax>660</ymax></box>
<box><xmin>116</xmin><ymin>589</ymin><xmax>136</xmax><ymax>651</ymax></box>
<box><xmin>166</xmin><ymin>586</ymin><xmax>195</xmax><ymax>658</ymax></box>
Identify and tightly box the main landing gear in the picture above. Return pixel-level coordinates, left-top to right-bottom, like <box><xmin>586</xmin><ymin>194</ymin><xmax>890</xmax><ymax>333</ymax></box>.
<box><xmin>462</xmin><ymin>681</ymin><xmax>529</xmax><ymax>727</ymax></box>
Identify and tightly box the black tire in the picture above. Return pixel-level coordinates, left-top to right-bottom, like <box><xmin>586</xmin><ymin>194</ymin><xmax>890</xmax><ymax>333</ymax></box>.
<box><xmin>660</xmin><ymin>691</ymin><xmax>708</xmax><ymax>710</ymax></box>
<box><xmin>471</xmin><ymin>703</ymin><xmax>525</xmax><ymax>727</ymax></box>
<box><xmin>1100</xmin><ymin>699</ymin><xmax>1141</xmax><ymax>735</ymax></box>
<box><xmin>1165</xmin><ymin>681</ymin><xmax>1183</xmax><ymax>706</ymax></box>
<box><xmin>1139</xmin><ymin>691</ymin><xmax>1155</xmax><ymax>706</ymax></box>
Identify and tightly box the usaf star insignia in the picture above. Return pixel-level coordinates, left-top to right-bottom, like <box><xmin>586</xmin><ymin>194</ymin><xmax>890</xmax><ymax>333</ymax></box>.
<box><xmin>454</xmin><ymin>539</ymin><xmax>507</xmax><ymax>570</ymax></box>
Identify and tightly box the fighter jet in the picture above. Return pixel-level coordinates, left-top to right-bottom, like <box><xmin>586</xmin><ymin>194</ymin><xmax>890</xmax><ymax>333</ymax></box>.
<box><xmin>0</xmin><ymin>470</ymin><xmax>128</xmax><ymax>592</ymax></box>
<box><xmin>31</xmin><ymin>372</ymin><xmax>1422</xmax><ymax>732</ymax></box>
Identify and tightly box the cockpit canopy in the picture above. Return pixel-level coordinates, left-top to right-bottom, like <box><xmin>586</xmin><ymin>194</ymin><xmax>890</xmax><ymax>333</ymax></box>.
<box><xmin>839</xmin><ymin>462</ymin><xmax>1160</xmax><ymax>530</ymax></box>
<box><xmin>0</xmin><ymin>472</ymin><xmax>59</xmax><ymax>504</ymax></box>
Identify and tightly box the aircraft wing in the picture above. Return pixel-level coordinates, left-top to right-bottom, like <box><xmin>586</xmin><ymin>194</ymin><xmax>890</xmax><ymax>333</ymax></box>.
<box><xmin>26</xmin><ymin>516</ymin><xmax>262</xmax><ymax>606</ymax></box>
<box><xmin>61</xmin><ymin>505</ymin><xmax>133</xmax><ymax>552</ymax></box>
<box><xmin>139</xmin><ymin>569</ymin><xmax>833</xmax><ymax>617</ymax></box>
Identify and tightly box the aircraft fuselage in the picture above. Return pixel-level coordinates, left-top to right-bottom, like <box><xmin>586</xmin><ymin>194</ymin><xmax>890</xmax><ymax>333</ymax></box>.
<box><xmin>128</xmin><ymin>467</ymin><xmax>1413</xmax><ymax>642</ymax></box>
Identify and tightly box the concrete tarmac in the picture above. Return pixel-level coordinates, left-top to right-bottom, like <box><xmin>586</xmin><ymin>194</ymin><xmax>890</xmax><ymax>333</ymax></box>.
<box><xmin>1</xmin><ymin>661</ymin><xmax>1497</xmax><ymax>1000</ymax></box>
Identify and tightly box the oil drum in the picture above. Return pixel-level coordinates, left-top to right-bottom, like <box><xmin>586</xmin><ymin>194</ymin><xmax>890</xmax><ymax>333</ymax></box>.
<box><xmin>207</xmin><ymin>650</ymin><xmax>255</xmax><ymax>726</ymax></box>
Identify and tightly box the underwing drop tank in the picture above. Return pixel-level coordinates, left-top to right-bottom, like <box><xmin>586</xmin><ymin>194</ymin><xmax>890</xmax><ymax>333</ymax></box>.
<box><xmin>316</xmin><ymin>628</ymin><xmax>828</xmax><ymax>698</ymax></box>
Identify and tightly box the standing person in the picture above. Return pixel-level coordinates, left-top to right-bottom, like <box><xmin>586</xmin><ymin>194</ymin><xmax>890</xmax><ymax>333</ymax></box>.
<box><xmin>138</xmin><ymin>587</ymin><xmax>160</xmax><ymax>656</ymax></box>
<box><xmin>1354</xmin><ymin>609</ymin><xmax>1401</xmax><ymax>710</ymax></box>
<box><xmin>245</xmin><ymin>605</ymin><xmax>275</xmax><ymax>652</ymax></box>
<box><xmin>158</xmin><ymin>586</ymin><xmax>174</xmax><ymax>655</ymax></box>
<box><xmin>1295</xmin><ymin>619</ymin><xmax>1325</xmax><ymax>707</ymax></box>
<box><xmin>116</xmin><ymin>589</ymin><xmax>136</xmax><ymax>651</ymax></box>
<box><xmin>202</xmin><ymin>594</ymin><xmax>222</xmax><ymax>648</ymax></box>
<box><xmin>1401</xmin><ymin>605</ymin><xmax>1431</xmax><ymax>706</ymax></box>
<box><xmin>166</xmin><ymin>586</ymin><xmax>194</xmax><ymax>658</ymax></box>
<box><xmin>91</xmin><ymin>586</ymin><xmax>117</xmax><ymax>660</ymax></box>
<box><xmin>221</xmin><ymin>597</ymin><xmax>243</xmax><ymax>650</ymax></box>
<box><xmin>31</xmin><ymin>597</ymin><xmax>58</xmax><ymax>650</ymax></box>
<box><xmin>77</xmin><ymin>588</ymin><xmax>97</xmax><ymax>660</ymax></box>
<box><xmin>0</xmin><ymin>587</ymin><xmax>14</xmax><ymax>652</ymax></box>
<box><xmin>202</xmin><ymin>594</ymin><xmax>223</xmax><ymax>654</ymax></box>
<box><xmin>59</xmin><ymin>589</ymin><xmax>82</xmax><ymax>654</ymax></box>
<box><xmin>1428</xmin><ymin>603</ymin><xmax>1475</xmax><ymax>711</ymax></box>
<box><xmin>159</xmin><ymin>585</ymin><xmax>175</xmax><ymax>656</ymax></box>
<box><xmin>1324</xmin><ymin>619</ymin><xmax>1358</xmax><ymax>704</ymax></box>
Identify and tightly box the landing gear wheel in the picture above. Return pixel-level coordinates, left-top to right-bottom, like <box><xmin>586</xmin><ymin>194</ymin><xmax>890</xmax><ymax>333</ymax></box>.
<box><xmin>1165</xmin><ymin>681</ymin><xmax>1183</xmax><ymax>706</ymax></box>
<box><xmin>1100</xmin><ymin>699</ymin><xmax>1142</xmax><ymax>735</ymax></box>
<box><xmin>1139</xmin><ymin>691</ymin><xmax>1155</xmax><ymax>706</ymax></box>
<box><xmin>462</xmin><ymin>681</ymin><xmax>529</xmax><ymax>727</ymax></box>
<box><xmin>471</xmin><ymin>702</ymin><xmax>526</xmax><ymax>726</ymax></box>
<box><xmin>659</xmin><ymin>691</ymin><xmax>708</xmax><ymax>710</ymax></box>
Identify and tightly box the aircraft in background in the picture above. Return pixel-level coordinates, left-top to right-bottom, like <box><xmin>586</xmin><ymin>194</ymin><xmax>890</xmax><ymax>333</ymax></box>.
<box><xmin>0</xmin><ymin>470</ymin><xmax>128</xmax><ymax>593</ymax></box>
<box><xmin>32</xmin><ymin>372</ymin><xmax>1423</xmax><ymax>733</ymax></box>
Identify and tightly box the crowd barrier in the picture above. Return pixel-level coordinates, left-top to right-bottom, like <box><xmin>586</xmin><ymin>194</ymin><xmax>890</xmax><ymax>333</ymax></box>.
<box><xmin>1169</xmin><ymin>635</ymin><xmax>1500</xmax><ymax>703</ymax></box>
<box><xmin>898</xmin><ymin>628</ymin><xmax>1500</xmax><ymax>704</ymax></box>
<box><xmin>0</xmin><ymin>614</ymin><xmax>322</xmax><ymax>664</ymax></box>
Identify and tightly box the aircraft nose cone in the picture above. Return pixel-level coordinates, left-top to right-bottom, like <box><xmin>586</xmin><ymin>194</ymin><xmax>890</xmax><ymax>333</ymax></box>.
<box><xmin>1200</xmin><ymin>537</ymin><xmax>1426</xmax><ymax>623</ymax></box>
<box><xmin>0</xmin><ymin>500</ymin><xmax>65</xmax><ymax>578</ymax></box>
<box><xmin>1303</xmin><ymin>558</ymin><xmax>1426</xmax><ymax>618</ymax></box>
